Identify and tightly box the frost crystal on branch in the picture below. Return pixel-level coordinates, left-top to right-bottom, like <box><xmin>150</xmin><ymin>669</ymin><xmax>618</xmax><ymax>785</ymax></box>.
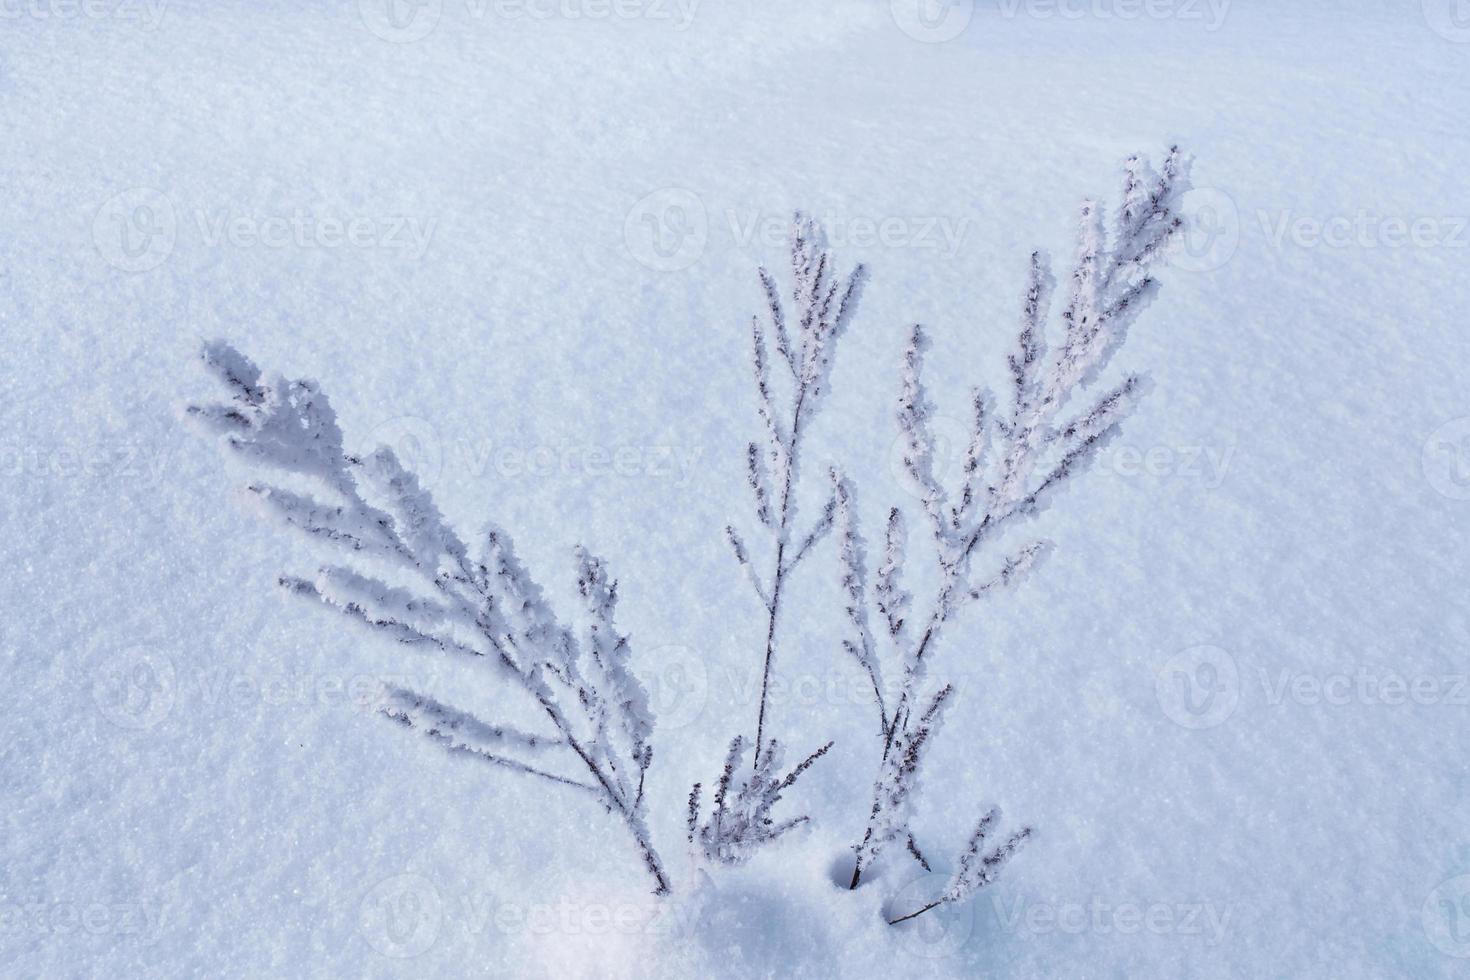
<box><xmin>840</xmin><ymin>149</ymin><xmax>1191</xmax><ymax>909</ymax></box>
<box><xmin>848</xmin><ymin>684</ymin><xmax>954</xmax><ymax>886</ymax></box>
<box><xmin>942</xmin><ymin>809</ymin><xmax>1034</xmax><ymax>905</ymax></box>
<box><xmin>887</xmin><ymin>808</ymin><xmax>1034</xmax><ymax>925</ymax></box>
<box><xmin>726</xmin><ymin>214</ymin><xmax>865</xmax><ymax>768</ymax></box>
<box><xmin>187</xmin><ymin>343</ymin><xmax>671</xmax><ymax>894</ymax></box>
<box><xmin>375</xmin><ymin>684</ymin><xmax>595</xmax><ymax>794</ymax></box>
<box><xmin>686</xmin><ymin>216</ymin><xmax>860</xmax><ymax>864</ymax></box>
<box><xmin>687</xmin><ymin>736</ymin><xmax>833</xmax><ymax>867</ymax></box>
<box><xmin>833</xmin><ymin>473</ymin><xmax>886</xmax><ymax>732</ymax></box>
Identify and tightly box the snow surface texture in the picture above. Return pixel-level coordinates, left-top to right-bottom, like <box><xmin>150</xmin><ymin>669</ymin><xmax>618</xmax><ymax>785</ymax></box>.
<box><xmin>4</xmin><ymin>1</ymin><xmax>1470</xmax><ymax>977</ymax></box>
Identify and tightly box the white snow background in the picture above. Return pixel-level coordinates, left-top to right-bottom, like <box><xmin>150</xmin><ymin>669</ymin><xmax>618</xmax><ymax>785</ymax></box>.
<box><xmin>3</xmin><ymin>1</ymin><xmax>1470</xmax><ymax>976</ymax></box>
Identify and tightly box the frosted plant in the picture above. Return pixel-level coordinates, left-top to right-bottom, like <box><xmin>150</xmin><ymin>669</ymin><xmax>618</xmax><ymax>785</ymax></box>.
<box><xmin>724</xmin><ymin>214</ymin><xmax>864</xmax><ymax>767</ymax></box>
<box><xmin>887</xmin><ymin>808</ymin><xmax>1034</xmax><ymax>924</ymax></box>
<box><xmin>685</xmin><ymin>736</ymin><xmax>833</xmax><ymax>866</ymax></box>
<box><xmin>837</xmin><ymin>149</ymin><xmax>1191</xmax><ymax>917</ymax></box>
<box><xmin>179</xmin><ymin>148</ymin><xmax>1189</xmax><ymax>923</ymax></box>
<box><xmin>185</xmin><ymin>342</ymin><xmax>670</xmax><ymax>894</ymax></box>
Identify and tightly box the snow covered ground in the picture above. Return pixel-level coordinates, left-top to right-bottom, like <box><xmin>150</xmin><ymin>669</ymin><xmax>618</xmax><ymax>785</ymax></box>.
<box><xmin>4</xmin><ymin>1</ymin><xmax>1470</xmax><ymax>976</ymax></box>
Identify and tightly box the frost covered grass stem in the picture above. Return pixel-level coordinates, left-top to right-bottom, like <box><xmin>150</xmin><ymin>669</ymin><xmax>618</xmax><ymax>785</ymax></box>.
<box><xmin>725</xmin><ymin>213</ymin><xmax>863</xmax><ymax>768</ymax></box>
<box><xmin>841</xmin><ymin>149</ymin><xmax>1190</xmax><ymax>895</ymax></box>
<box><xmin>187</xmin><ymin>344</ymin><xmax>671</xmax><ymax>894</ymax></box>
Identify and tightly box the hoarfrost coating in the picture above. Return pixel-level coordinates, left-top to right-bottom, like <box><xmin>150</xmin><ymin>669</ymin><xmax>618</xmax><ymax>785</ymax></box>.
<box><xmin>8</xmin><ymin>3</ymin><xmax>1470</xmax><ymax>977</ymax></box>
<box><xmin>179</xmin><ymin>148</ymin><xmax>1183</xmax><ymax>937</ymax></box>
